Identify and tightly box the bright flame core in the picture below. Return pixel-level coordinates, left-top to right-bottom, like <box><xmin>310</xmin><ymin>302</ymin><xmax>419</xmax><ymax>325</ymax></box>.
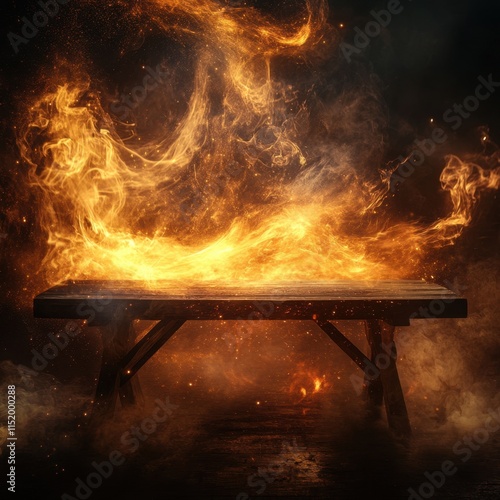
<box><xmin>17</xmin><ymin>0</ymin><xmax>500</xmax><ymax>285</ymax></box>
<box><xmin>289</xmin><ymin>362</ymin><xmax>328</xmax><ymax>401</ymax></box>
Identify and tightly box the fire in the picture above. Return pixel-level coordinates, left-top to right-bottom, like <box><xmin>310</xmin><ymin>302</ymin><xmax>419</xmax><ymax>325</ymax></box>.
<box><xmin>15</xmin><ymin>0</ymin><xmax>500</xmax><ymax>287</ymax></box>
<box><xmin>289</xmin><ymin>363</ymin><xmax>328</xmax><ymax>402</ymax></box>
<box><xmin>313</xmin><ymin>377</ymin><xmax>323</xmax><ymax>393</ymax></box>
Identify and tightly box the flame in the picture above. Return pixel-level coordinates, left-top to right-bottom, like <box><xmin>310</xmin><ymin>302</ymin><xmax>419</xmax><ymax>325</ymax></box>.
<box><xmin>15</xmin><ymin>0</ymin><xmax>500</xmax><ymax>286</ymax></box>
<box><xmin>299</xmin><ymin>377</ymin><xmax>323</xmax><ymax>398</ymax></box>
<box><xmin>289</xmin><ymin>362</ymin><xmax>328</xmax><ymax>402</ymax></box>
<box><xmin>313</xmin><ymin>377</ymin><xmax>323</xmax><ymax>393</ymax></box>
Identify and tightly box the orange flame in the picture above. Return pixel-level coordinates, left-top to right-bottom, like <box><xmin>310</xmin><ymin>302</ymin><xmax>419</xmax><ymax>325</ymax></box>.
<box><xmin>313</xmin><ymin>377</ymin><xmax>323</xmax><ymax>393</ymax></box>
<box><xmin>289</xmin><ymin>362</ymin><xmax>328</xmax><ymax>402</ymax></box>
<box><xmin>16</xmin><ymin>0</ymin><xmax>500</xmax><ymax>287</ymax></box>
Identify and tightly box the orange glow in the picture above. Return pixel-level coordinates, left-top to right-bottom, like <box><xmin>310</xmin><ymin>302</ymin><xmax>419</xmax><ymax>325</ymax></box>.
<box><xmin>313</xmin><ymin>377</ymin><xmax>323</xmax><ymax>393</ymax></box>
<box><xmin>289</xmin><ymin>362</ymin><xmax>328</xmax><ymax>401</ymax></box>
<box><xmin>16</xmin><ymin>0</ymin><xmax>500</xmax><ymax>288</ymax></box>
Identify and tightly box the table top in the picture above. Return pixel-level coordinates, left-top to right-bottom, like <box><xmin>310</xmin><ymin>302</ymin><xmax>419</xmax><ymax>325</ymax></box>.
<box><xmin>34</xmin><ymin>280</ymin><xmax>467</xmax><ymax>325</ymax></box>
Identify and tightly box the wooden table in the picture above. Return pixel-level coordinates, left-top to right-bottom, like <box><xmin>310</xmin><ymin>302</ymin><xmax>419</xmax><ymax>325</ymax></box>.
<box><xmin>34</xmin><ymin>280</ymin><xmax>467</xmax><ymax>436</ymax></box>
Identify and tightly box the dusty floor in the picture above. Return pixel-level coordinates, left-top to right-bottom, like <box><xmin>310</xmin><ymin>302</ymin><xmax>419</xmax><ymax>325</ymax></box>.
<box><xmin>5</xmin><ymin>360</ymin><xmax>500</xmax><ymax>500</ymax></box>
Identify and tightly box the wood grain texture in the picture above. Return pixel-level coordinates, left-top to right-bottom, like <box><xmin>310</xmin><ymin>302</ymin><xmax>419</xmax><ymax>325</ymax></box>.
<box><xmin>34</xmin><ymin>279</ymin><xmax>467</xmax><ymax>325</ymax></box>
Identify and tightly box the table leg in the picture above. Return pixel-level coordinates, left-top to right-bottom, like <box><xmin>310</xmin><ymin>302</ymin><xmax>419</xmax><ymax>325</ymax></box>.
<box><xmin>91</xmin><ymin>316</ymin><xmax>185</xmax><ymax>425</ymax></box>
<box><xmin>365</xmin><ymin>320</ymin><xmax>411</xmax><ymax>437</ymax></box>
<box><xmin>363</xmin><ymin>321</ymin><xmax>383</xmax><ymax>417</ymax></box>
<box><xmin>91</xmin><ymin>309</ymin><xmax>139</xmax><ymax>425</ymax></box>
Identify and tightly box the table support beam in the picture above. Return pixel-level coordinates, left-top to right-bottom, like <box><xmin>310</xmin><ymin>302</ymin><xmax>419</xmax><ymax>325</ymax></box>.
<box><xmin>314</xmin><ymin>318</ymin><xmax>411</xmax><ymax>437</ymax></box>
<box><xmin>120</xmin><ymin>319</ymin><xmax>185</xmax><ymax>386</ymax></box>
<box><xmin>314</xmin><ymin>318</ymin><xmax>378</xmax><ymax>374</ymax></box>
<box><xmin>91</xmin><ymin>316</ymin><xmax>185</xmax><ymax>426</ymax></box>
<box><xmin>91</xmin><ymin>316</ymin><xmax>410</xmax><ymax>437</ymax></box>
<box><xmin>92</xmin><ymin>308</ymin><xmax>138</xmax><ymax>426</ymax></box>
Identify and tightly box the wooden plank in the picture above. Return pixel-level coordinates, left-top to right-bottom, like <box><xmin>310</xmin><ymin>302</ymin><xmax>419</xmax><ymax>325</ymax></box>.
<box><xmin>35</xmin><ymin>279</ymin><xmax>461</xmax><ymax>299</ymax></box>
<box><xmin>33</xmin><ymin>280</ymin><xmax>467</xmax><ymax>325</ymax></box>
